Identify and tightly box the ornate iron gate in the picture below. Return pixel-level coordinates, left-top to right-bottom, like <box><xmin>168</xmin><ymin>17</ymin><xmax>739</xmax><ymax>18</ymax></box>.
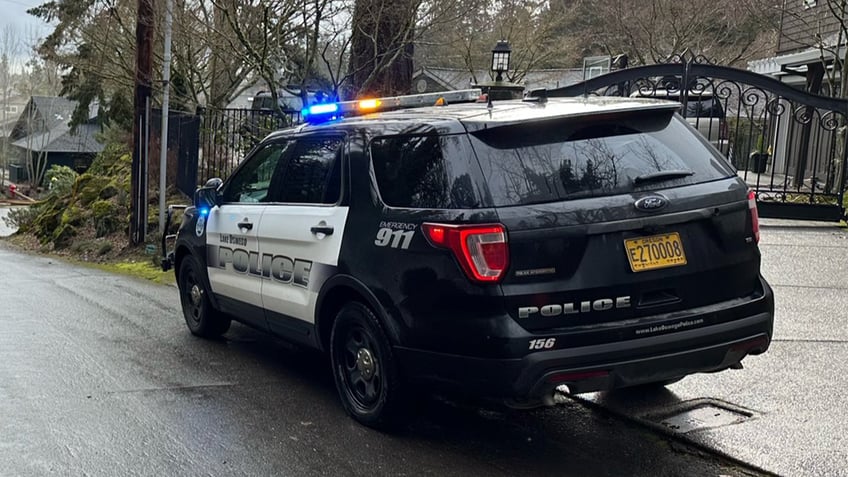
<box><xmin>196</xmin><ymin>107</ymin><xmax>300</xmax><ymax>182</ymax></box>
<box><xmin>538</xmin><ymin>52</ymin><xmax>848</xmax><ymax>221</ymax></box>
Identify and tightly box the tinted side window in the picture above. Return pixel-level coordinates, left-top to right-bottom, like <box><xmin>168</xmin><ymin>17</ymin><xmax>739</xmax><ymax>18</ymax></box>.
<box><xmin>277</xmin><ymin>137</ymin><xmax>343</xmax><ymax>204</ymax></box>
<box><xmin>370</xmin><ymin>133</ymin><xmax>482</xmax><ymax>209</ymax></box>
<box><xmin>222</xmin><ymin>142</ymin><xmax>289</xmax><ymax>203</ymax></box>
<box><xmin>473</xmin><ymin>114</ymin><xmax>733</xmax><ymax>207</ymax></box>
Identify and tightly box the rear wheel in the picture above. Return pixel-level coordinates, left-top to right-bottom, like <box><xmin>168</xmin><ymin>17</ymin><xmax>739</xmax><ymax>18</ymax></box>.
<box><xmin>330</xmin><ymin>302</ymin><xmax>404</xmax><ymax>429</ymax></box>
<box><xmin>178</xmin><ymin>255</ymin><xmax>230</xmax><ymax>338</ymax></box>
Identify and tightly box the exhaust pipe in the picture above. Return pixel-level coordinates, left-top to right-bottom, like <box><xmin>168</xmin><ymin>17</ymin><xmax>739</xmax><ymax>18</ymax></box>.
<box><xmin>552</xmin><ymin>384</ymin><xmax>571</xmax><ymax>405</ymax></box>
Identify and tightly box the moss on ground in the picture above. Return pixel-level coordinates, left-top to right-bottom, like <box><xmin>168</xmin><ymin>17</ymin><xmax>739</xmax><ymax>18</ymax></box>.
<box><xmin>95</xmin><ymin>261</ymin><xmax>175</xmax><ymax>285</ymax></box>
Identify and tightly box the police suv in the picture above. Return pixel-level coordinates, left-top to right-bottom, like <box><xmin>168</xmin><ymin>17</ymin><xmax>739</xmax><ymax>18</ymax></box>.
<box><xmin>162</xmin><ymin>89</ymin><xmax>774</xmax><ymax>428</ymax></box>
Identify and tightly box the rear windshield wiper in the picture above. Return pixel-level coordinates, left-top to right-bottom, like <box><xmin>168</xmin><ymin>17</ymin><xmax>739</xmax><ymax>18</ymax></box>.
<box><xmin>633</xmin><ymin>169</ymin><xmax>695</xmax><ymax>186</ymax></box>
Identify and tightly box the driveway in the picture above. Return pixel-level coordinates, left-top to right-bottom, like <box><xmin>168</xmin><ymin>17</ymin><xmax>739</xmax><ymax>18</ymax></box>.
<box><xmin>580</xmin><ymin>219</ymin><xmax>848</xmax><ymax>476</ymax></box>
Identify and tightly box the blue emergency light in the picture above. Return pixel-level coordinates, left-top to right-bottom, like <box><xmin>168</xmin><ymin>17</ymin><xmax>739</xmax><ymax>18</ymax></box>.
<box><xmin>302</xmin><ymin>103</ymin><xmax>339</xmax><ymax>122</ymax></box>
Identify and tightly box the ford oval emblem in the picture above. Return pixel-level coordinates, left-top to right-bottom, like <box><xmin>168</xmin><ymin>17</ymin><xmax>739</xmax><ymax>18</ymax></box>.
<box><xmin>634</xmin><ymin>195</ymin><xmax>668</xmax><ymax>212</ymax></box>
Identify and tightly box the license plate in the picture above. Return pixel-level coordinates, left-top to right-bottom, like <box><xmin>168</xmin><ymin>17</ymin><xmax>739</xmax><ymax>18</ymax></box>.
<box><xmin>624</xmin><ymin>233</ymin><xmax>687</xmax><ymax>272</ymax></box>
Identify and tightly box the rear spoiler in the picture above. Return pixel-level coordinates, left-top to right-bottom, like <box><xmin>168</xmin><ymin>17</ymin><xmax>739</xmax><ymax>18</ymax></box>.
<box><xmin>463</xmin><ymin>101</ymin><xmax>680</xmax><ymax>139</ymax></box>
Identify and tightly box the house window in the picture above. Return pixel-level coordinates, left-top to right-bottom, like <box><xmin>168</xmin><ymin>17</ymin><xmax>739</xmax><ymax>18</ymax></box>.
<box><xmin>4</xmin><ymin>105</ymin><xmax>17</xmax><ymax>114</ymax></box>
<box><xmin>804</xmin><ymin>0</ymin><xmax>817</xmax><ymax>8</ymax></box>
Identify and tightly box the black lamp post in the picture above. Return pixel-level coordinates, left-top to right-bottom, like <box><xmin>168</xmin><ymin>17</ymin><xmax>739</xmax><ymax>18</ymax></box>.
<box><xmin>491</xmin><ymin>40</ymin><xmax>511</xmax><ymax>82</ymax></box>
<box><xmin>473</xmin><ymin>39</ymin><xmax>523</xmax><ymax>100</ymax></box>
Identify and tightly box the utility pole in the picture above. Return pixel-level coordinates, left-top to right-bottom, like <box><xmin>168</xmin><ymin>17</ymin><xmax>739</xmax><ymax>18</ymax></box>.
<box><xmin>1</xmin><ymin>53</ymin><xmax>9</xmax><ymax>186</ymax></box>
<box><xmin>131</xmin><ymin>0</ymin><xmax>154</xmax><ymax>245</ymax></box>
<box><xmin>158</xmin><ymin>0</ymin><xmax>173</xmax><ymax>235</ymax></box>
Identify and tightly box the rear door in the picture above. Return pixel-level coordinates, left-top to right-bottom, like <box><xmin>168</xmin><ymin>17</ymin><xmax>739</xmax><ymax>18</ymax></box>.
<box><xmin>469</xmin><ymin>111</ymin><xmax>760</xmax><ymax>338</ymax></box>
<box><xmin>258</xmin><ymin>135</ymin><xmax>348</xmax><ymax>339</ymax></box>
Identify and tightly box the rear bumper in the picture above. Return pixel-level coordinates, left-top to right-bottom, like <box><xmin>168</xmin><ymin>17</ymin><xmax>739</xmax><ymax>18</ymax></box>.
<box><xmin>395</xmin><ymin>284</ymin><xmax>773</xmax><ymax>404</ymax></box>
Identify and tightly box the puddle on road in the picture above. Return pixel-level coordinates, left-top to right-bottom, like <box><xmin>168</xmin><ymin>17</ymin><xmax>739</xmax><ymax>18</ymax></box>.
<box><xmin>644</xmin><ymin>399</ymin><xmax>755</xmax><ymax>434</ymax></box>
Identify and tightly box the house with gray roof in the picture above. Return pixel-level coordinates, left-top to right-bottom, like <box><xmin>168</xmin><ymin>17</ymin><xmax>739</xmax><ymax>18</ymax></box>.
<box><xmin>1</xmin><ymin>93</ymin><xmax>28</xmax><ymax>139</ymax></box>
<box><xmin>7</xmin><ymin>96</ymin><xmax>104</xmax><ymax>182</ymax></box>
<box><xmin>411</xmin><ymin>67</ymin><xmax>586</xmax><ymax>95</ymax></box>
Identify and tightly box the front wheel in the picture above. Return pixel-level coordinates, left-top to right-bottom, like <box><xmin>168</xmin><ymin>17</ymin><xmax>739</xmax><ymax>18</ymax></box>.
<box><xmin>178</xmin><ymin>255</ymin><xmax>231</xmax><ymax>338</ymax></box>
<box><xmin>330</xmin><ymin>302</ymin><xmax>405</xmax><ymax>429</ymax></box>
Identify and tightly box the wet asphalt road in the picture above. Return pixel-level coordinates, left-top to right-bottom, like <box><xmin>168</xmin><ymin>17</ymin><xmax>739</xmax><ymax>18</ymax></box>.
<box><xmin>0</xmin><ymin>241</ymin><xmax>764</xmax><ymax>477</ymax></box>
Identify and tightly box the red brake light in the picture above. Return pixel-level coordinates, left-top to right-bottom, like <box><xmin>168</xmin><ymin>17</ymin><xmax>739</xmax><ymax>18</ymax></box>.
<box><xmin>422</xmin><ymin>223</ymin><xmax>509</xmax><ymax>283</ymax></box>
<box><xmin>748</xmin><ymin>190</ymin><xmax>760</xmax><ymax>244</ymax></box>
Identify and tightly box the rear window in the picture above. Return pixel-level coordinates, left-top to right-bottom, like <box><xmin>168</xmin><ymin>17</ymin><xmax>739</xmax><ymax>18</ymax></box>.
<box><xmin>472</xmin><ymin>113</ymin><xmax>734</xmax><ymax>207</ymax></box>
<box><xmin>370</xmin><ymin>133</ymin><xmax>484</xmax><ymax>209</ymax></box>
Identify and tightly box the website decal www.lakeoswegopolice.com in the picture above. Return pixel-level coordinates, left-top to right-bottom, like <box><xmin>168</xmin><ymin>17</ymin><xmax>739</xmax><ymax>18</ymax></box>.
<box><xmin>635</xmin><ymin>319</ymin><xmax>705</xmax><ymax>336</ymax></box>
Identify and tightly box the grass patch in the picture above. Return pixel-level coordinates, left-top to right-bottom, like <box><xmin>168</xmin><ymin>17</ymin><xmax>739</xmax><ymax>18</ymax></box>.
<box><xmin>95</xmin><ymin>260</ymin><xmax>175</xmax><ymax>285</ymax></box>
<box><xmin>2</xmin><ymin>233</ymin><xmax>176</xmax><ymax>285</ymax></box>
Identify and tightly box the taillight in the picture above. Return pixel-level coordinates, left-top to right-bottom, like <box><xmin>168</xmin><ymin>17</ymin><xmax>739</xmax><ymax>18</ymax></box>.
<box><xmin>748</xmin><ymin>190</ymin><xmax>760</xmax><ymax>243</ymax></box>
<box><xmin>421</xmin><ymin>223</ymin><xmax>509</xmax><ymax>283</ymax></box>
<box><xmin>719</xmin><ymin>119</ymin><xmax>729</xmax><ymax>140</ymax></box>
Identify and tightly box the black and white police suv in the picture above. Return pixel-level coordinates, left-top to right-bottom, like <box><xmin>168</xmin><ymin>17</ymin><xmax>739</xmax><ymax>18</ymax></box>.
<box><xmin>162</xmin><ymin>89</ymin><xmax>773</xmax><ymax>428</ymax></box>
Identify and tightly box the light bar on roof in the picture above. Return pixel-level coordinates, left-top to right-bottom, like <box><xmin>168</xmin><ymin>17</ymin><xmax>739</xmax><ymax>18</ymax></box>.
<box><xmin>302</xmin><ymin>89</ymin><xmax>484</xmax><ymax>124</ymax></box>
<box><xmin>338</xmin><ymin>89</ymin><xmax>483</xmax><ymax>116</ymax></box>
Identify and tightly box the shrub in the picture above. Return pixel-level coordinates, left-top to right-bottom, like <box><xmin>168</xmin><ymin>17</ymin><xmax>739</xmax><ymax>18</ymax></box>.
<box><xmin>61</xmin><ymin>205</ymin><xmax>84</xmax><ymax>227</ymax></box>
<box><xmin>87</xmin><ymin>141</ymin><xmax>130</xmax><ymax>176</ymax></box>
<box><xmin>2</xmin><ymin>206</ymin><xmax>39</xmax><ymax>231</ymax></box>
<box><xmin>97</xmin><ymin>242</ymin><xmax>114</xmax><ymax>256</ymax></box>
<box><xmin>91</xmin><ymin>200</ymin><xmax>119</xmax><ymax>237</ymax></box>
<box><xmin>45</xmin><ymin>165</ymin><xmax>78</xmax><ymax>198</ymax></box>
<box><xmin>52</xmin><ymin>223</ymin><xmax>77</xmax><ymax>249</ymax></box>
<box><xmin>70</xmin><ymin>240</ymin><xmax>97</xmax><ymax>254</ymax></box>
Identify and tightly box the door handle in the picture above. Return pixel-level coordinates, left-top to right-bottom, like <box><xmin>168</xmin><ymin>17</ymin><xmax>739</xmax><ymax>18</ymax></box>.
<box><xmin>311</xmin><ymin>225</ymin><xmax>334</xmax><ymax>236</ymax></box>
<box><xmin>237</xmin><ymin>220</ymin><xmax>253</xmax><ymax>231</ymax></box>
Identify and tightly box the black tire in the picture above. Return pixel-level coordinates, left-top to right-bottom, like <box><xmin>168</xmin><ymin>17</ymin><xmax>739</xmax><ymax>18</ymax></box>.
<box><xmin>330</xmin><ymin>302</ymin><xmax>404</xmax><ymax>429</ymax></box>
<box><xmin>178</xmin><ymin>255</ymin><xmax>231</xmax><ymax>338</ymax></box>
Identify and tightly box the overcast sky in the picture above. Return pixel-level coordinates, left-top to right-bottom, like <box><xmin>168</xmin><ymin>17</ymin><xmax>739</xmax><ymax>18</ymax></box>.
<box><xmin>1</xmin><ymin>0</ymin><xmax>52</xmax><ymax>38</ymax></box>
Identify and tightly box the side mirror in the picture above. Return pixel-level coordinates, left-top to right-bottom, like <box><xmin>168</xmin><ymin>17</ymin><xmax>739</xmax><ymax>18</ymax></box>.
<box><xmin>194</xmin><ymin>178</ymin><xmax>223</xmax><ymax>212</ymax></box>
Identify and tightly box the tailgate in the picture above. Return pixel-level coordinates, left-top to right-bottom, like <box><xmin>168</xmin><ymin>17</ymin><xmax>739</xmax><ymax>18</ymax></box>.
<box><xmin>464</xmin><ymin>109</ymin><xmax>760</xmax><ymax>335</ymax></box>
<box><xmin>497</xmin><ymin>180</ymin><xmax>760</xmax><ymax>332</ymax></box>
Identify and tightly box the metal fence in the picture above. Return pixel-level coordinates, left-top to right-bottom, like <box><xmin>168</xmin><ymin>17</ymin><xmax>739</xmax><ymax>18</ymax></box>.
<box><xmin>545</xmin><ymin>52</ymin><xmax>848</xmax><ymax>221</ymax></box>
<box><xmin>196</xmin><ymin>107</ymin><xmax>301</xmax><ymax>183</ymax></box>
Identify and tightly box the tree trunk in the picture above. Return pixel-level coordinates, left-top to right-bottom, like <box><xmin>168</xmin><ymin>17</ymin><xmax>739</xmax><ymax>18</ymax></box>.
<box><xmin>348</xmin><ymin>0</ymin><xmax>416</xmax><ymax>98</ymax></box>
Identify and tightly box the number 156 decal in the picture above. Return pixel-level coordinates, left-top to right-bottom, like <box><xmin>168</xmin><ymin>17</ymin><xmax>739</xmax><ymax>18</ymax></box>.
<box><xmin>375</xmin><ymin>228</ymin><xmax>414</xmax><ymax>249</ymax></box>
<box><xmin>529</xmin><ymin>338</ymin><xmax>556</xmax><ymax>350</ymax></box>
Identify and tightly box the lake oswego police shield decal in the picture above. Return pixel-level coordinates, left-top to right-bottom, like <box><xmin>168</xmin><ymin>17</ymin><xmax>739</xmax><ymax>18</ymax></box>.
<box><xmin>196</xmin><ymin>215</ymin><xmax>206</xmax><ymax>237</ymax></box>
